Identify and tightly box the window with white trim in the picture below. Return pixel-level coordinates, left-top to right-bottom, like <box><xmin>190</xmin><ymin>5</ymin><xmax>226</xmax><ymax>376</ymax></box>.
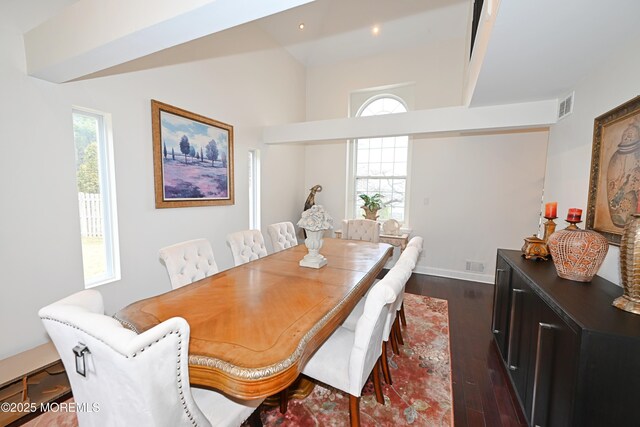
<box><xmin>73</xmin><ymin>108</ymin><xmax>120</xmax><ymax>287</ymax></box>
<box><xmin>248</xmin><ymin>149</ymin><xmax>261</xmax><ymax>230</ymax></box>
<box><xmin>351</xmin><ymin>96</ymin><xmax>409</xmax><ymax>223</ymax></box>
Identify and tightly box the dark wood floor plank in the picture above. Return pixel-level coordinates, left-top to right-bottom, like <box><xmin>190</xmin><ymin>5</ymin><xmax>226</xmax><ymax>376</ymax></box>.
<box><xmin>466</xmin><ymin>408</ymin><xmax>486</xmax><ymax>427</ymax></box>
<box><xmin>406</xmin><ymin>273</ymin><xmax>525</xmax><ymax>427</ymax></box>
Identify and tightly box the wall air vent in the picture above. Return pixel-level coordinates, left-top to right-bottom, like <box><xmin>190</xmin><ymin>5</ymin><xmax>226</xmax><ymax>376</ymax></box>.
<box><xmin>558</xmin><ymin>92</ymin><xmax>574</xmax><ymax>120</ymax></box>
<box><xmin>465</xmin><ymin>260</ymin><xmax>485</xmax><ymax>273</ymax></box>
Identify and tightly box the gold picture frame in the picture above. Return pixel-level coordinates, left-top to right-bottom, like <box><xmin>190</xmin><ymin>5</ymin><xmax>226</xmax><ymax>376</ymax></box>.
<box><xmin>586</xmin><ymin>95</ymin><xmax>640</xmax><ymax>245</ymax></box>
<box><xmin>152</xmin><ymin>100</ymin><xmax>234</xmax><ymax>208</ymax></box>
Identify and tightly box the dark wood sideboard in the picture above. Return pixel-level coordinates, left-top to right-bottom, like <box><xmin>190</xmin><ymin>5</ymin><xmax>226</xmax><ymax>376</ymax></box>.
<box><xmin>492</xmin><ymin>249</ymin><xmax>640</xmax><ymax>427</ymax></box>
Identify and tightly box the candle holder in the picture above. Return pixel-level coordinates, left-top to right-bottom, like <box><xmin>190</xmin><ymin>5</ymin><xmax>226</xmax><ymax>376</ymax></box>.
<box><xmin>564</xmin><ymin>219</ymin><xmax>582</xmax><ymax>230</ymax></box>
<box><xmin>542</xmin><ymin>216</ymin><xmax>557</xmax><ymax>242</ymax></box>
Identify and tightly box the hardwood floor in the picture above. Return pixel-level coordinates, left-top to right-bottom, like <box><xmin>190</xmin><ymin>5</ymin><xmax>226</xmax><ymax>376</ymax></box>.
<box><xmin>405</xmin><ymin>273</ymin><xmax>527</xmax><ymax>427</ymax></box>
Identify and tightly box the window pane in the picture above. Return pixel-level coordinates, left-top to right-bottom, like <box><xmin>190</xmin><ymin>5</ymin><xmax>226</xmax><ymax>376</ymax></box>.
<box><xmin>381</xmin><ymin>147</ymin><xmax>395</xmax><ymax>162</ymax></box>
<box><xmin>382</xmin><ymin>138</ymin><xmax>395</xmax><ymax>149</ymax></box>
<box><xmin>379</xmin><ymin>179</ymin><xmax>392</xmax><ymax>193</ymax></box>
<box><xmin>392</xmin><ymin>179</ymin><xmax>406</xmax><ymax>194</ymax></box>
<box><xmin>394</xmin><ymin>162</ymin><xmax>407</xmax><ymax>176</ymax></box>
<box><xmin>367</xmin><ymin>180</ymin><xmax>381</xmax><ymax>193</ymax></box>
<box><xmin>395</xmin><ymin>137</ymin><xmax>409</xmax><ymax>148</ymax></box>
<box><xmin>380</xmin><ymin>163</ymin><xmax>394</xmax><ymax>176</ymax></box>
<box><xmin>73</xmin><ymin>109</ymin><xmax>119</xmax><ymax>287</ymax></box>
<box><xmin>369</xmin><ymin>148</ymin><xmax>382</xmax><ymax>163</ymax></box>
<box><xmin>368</xmin><ymin>163</ymin><xmax>381</xmax><ymax>176</ymax></box>
<box><xmin>356</xmin><ymin>164</ymin><xmax>369</xmax><ymax>175</ymax></box>
<box><xmin>357</xmin><ymin>149</ymin><xmax>369</xmax><ymax>163</ymax></box>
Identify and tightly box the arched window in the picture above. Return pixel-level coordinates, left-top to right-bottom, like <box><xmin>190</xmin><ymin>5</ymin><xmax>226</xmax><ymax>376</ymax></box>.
<box><xmin>352</xmin><ymin>96</ymin><xmax>409</xmax><ymax>223</ymax></box>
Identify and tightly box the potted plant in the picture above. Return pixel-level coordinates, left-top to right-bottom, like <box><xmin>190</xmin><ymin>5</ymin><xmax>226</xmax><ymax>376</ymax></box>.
<box><xmin>359</xmin><ymin>193</ymin><xmax>384</xmax><ymax>220</ymax></box>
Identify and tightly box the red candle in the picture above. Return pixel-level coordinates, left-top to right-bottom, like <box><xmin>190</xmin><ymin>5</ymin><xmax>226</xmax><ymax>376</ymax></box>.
<box><xmin>545</xmin><ymin>202</ymin><xmax>557</xmax><ymax>218</ymax></box>
<box><xmin>566</xmin><ymin>208</ymin><xmax>582</xmax><ymax>222</ymax></box>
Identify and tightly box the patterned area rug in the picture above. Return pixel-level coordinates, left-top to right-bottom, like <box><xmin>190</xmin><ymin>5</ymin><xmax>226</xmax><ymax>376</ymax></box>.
<box><xmin>261</xmin><ymin>293</ymin><xmax>452</xmax><ymax>426</ymax></box>
<box><xmin>23</xmin><ymin>293</ymin><xmax>451</xmax><ymax>427</ymax></box>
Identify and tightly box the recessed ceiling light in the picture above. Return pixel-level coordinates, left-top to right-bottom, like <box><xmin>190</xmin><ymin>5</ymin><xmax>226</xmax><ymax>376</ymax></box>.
<box><xmin>299</xmin><ymin>23</ymin><xmax>305</xmax><ymax>30</ymax></box>
<box><xmin>372</xmin><ymin>25</ymin><xmax>380</xmax><ymax>36</ymax></box>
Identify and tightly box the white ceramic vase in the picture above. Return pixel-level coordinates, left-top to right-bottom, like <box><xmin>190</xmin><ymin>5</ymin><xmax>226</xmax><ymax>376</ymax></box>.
<box><xmin>300</xmin><ymin>229</ymin><xmax>327</xmax><ymax>268</ymax></box>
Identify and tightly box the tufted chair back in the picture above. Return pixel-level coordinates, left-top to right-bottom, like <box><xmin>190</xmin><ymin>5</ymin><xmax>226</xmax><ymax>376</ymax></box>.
<box><xmin>226</xmin><ymin>229</ymin><xmax>268</xmax><ymax>266</ymax></box>
<box><xmin>159</xmin><ymin>239</ymin><xmax>219</xmax><ymax>289</ymax></box>
<box><xmin>348</xmin><ymin>278</ymin><xmax>397</xmax><ymax>395</ymax></box>
<box><xmin>266</xmin><ymin>221</ymin><xmax>298</xmax><ymax>252</ymax></box>
<box><xmin>396</xmin><ymin>246</ymin><xmax>420</xmax><ymax>270</ymax></box>
<box><xmin>300</xmin><ymin>277</ymin><xmax>396</xmax><ymax>425</ymax></box>
<box><xmin>341</xmin><ymin>219</ymin><xmax>380</xmax><ymax>243</ymax></box>
<box><xmin>380</xmin><ymin>264</ymin><xmax>412</xmax><ymax>339</ymax></box>
<box><xmin>406</xmin><ymin>236</ymin><xmax>424</xmax><ymax>253</ymax></box>
<box><xmin>38</xmin><ymin>290</ymin><xmax>262</xmax><ymax>427</ymax></box>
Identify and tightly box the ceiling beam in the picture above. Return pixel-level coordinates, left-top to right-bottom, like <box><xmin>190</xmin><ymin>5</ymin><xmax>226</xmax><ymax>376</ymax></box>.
<box><xmin>263</xmin><ymin>99</ymin><xmax>558</xmax><ymax>144</ymax></box>
<box><xmin>24</xmin><ymin>0</ymin><xmax>315</xmax><ymax>83</ymax></box>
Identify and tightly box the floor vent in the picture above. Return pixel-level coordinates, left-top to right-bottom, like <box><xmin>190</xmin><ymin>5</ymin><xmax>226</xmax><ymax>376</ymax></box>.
<box><xmin>558</xmin><ymin>92</ymin><xmax>574</xmax><ymax>120</ymax></box>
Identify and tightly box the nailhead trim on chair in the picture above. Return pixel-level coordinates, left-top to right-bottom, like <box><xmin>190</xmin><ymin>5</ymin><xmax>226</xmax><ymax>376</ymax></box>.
<box><xmin>113</xmin><ymin>314</ymin><xmax>140</xmax><ymax>333</ymax></box>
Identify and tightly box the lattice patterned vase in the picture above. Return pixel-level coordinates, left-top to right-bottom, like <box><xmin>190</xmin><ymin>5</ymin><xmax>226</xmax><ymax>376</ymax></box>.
<box><xmin>547</xmin><ymin>225</ymin><xmax>609</xmax><ymax>282</ymax></box>
<box><xmin>614</xmin><ymin>213</ymin><xmax>640</xmax><ymax>314</ymax></box>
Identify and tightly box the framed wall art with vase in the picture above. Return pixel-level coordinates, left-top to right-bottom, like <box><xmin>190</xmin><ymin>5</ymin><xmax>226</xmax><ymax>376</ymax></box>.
<box><xmin>151</xmin><ymin>100</ymin><xmax>234</xmax><ymax>208</ymax></box>
<box><xmin>586</xmin><ymin>95</ymin><xmax>640</xmax><ymax>245</ymax></box>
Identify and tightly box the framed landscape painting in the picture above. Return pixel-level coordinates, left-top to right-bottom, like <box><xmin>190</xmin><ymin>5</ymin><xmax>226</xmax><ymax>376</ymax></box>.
<box><xmin>587</xmin><ymin>95</ymin><xmax>640</xmax><ymax>245</ymax></box>
<box><xmin>152</xmin><ymin>100</ymin><xmax>234</xmax><ymax>208</ymax></box>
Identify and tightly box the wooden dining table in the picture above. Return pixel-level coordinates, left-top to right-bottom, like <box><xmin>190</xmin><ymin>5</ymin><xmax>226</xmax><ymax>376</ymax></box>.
<box><xmin>115</xmin><ymin>238</ymin><xmax>392</xmax><ymax>400</ymax></box>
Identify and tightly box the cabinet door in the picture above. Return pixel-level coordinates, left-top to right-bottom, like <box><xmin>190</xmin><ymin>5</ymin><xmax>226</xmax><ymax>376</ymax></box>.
<box><xmin>529</xmin><ymin>302</ymin><xmax>579</xmax><ymax>427</ymax></box>
<box><xmin>492</xmin><ymin>255</ymin><xmax>512</xmax><ymax>358</ymax></box>
<box><xmin>505</xmin><ymin>271</ymin><xmax>537</xmax><ymax>411</ymax></box>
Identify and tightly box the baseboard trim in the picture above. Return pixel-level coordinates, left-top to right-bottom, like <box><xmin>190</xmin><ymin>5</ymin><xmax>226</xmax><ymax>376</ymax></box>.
<box><xmin>413</xmin><ymin>265</ymin><xmax>494</xmax><ymax>284</ymax></box>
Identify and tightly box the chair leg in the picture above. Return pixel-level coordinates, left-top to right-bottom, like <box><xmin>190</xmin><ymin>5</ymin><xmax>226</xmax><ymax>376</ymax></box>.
<box><xmin>390</xmin><ymin>326</ymin><xmax>400</xmax><ymax>355</ymax></box>
<box><xmin>279</xmin><ymin>387</ymin><xmax>289</xmax><ymax>414</ymax></box>
<box><xmin>373</xmin><ymin>358</ymin><xmax>385</xmax><ymax>405</ymax></box>
<box><xmin>399</xmin><ymin>302</ymin><xmax>407</xmax><ymax>327</ymax></box>
<box><xmin>381</xmin><ymin>341</ymin><xmax>393</xmax><ymax>385</ymax></box>
<box><xmin>246</xmin><ymin>407</ymin><xmax>263</xmax><ymax>427</ymax></box>
<box><xmin>349</xmin><ymin>394</ymin><xmax>361</xmax><ymax>427</ymax></box>
<box><xmin>394</xmin><ymin>317</ymin><xmax>404</xmax><ymax>346</ymax></box>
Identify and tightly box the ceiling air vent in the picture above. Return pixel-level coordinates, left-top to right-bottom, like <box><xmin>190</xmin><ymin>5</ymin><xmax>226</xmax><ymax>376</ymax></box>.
<box><xmin>558</xmin><ymin>92</ymin><xmax>574</xmax><ymax>120</ymax></box>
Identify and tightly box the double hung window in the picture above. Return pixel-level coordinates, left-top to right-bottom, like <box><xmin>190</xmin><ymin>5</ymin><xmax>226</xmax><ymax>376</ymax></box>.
<box><xmin>352</xmin><ymin>96</ymin><xmax>409</xmax><ymax>223</ymax></box>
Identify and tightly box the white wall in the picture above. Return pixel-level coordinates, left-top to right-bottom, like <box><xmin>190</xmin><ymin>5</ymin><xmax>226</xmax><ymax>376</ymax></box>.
<box><xmin>305</xmin><ymin>131</ymin><xmax>549</xmax><ymax>282</ymax></box>
<box><xmin>306</xmin><ymin>40</ymin><xmax>466</xmax><ymax>121</ymax></box>
<box><xmin>303</xmin><ymin>31</ymin><xmax>549</xmax><ymax>282</ymax></box>
<box><xmin>410</xmin><ymin>131</ymin><xmax>548</xmax><ymax>281</ymax></box>
<box><xmin>543</xmin><ymin>35</ymin><xmax>640</xmax><ymax>286</ymax></box>
<box><xmin>0</xmin><ymin>13</ymin><xmax>306</xmax><ymax>359</ymax></box>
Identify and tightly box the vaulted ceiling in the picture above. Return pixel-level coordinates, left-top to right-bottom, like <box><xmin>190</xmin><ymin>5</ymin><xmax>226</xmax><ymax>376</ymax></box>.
<box><xmin>14</xmin><ymin>0</ymin><xmax>640</xmax><ymax>108</ymax></box>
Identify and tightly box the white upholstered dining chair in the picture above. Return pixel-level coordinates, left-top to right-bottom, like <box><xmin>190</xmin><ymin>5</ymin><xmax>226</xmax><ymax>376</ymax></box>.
<box><xmin>298</xmin><ymin>278</ymin><xmax>396</xmax><ymax>426</ymax></box>
<box><xmin>341</xmin><ymin>263</ymin><xmax>412</xmax><ymax>385</ymax></box>
<box><xmin>39</xmin><ymin>290</ymin><xmax>262</xmax><ymax>427</ymax></box>
<box><xmin>406</xmin><ymin>236</ymin><xmax>424</xmax><ymax>253</ymax></box>
<box><xmin>159</xmin><ymin>238</ymin><xmax>219</xmax><ymax>289</ymax></box>
<box><xmin>392</xmin><ymin>245</ymin><xmax>421</xmax><ymax>332</ymax></box>
<box><xmin>226</xmin><ymin>229</ymin><xmax>268</xmax><ymax>266</ymax></box>
<box><xmin>341</xmin><ymin>219</ymin><xmax>380</xmax><ymax>243</ymax></box>
<box><xmin>266</xmin><ymin>221</ymin><xmax>298</xmax><ymax>252</ymax></box>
